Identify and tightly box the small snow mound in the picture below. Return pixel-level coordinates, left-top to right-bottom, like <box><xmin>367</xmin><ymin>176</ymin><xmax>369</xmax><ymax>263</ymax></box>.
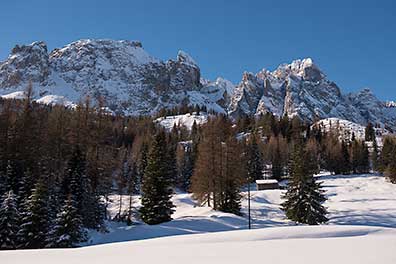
<box><xmin>1</xmin><ymin>91</ymin><xmax>27</xmax><ymax>100</ymax></box>
<box><xmin>155</xmin><ymin>113</ymin><xmax>208</xmax><ymax>130</ymax></box>
<box><xmin>35</xmin><ymin>95</ymin><xmax>76</xmax><ymax>108</ymax></box>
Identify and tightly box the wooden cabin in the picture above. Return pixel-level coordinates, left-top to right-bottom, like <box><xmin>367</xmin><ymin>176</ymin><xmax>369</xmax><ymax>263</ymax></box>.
<box><xmin>256</xmin><ymin>179</ymin><xmax>279</xmax><ymax>191</ymax></box>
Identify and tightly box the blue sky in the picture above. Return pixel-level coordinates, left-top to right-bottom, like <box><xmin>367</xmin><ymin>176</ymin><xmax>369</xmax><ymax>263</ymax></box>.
<box><xmin>1</xmin><ymin>0</ymin><xmax>395</xmax><ymax>100</ymax></box>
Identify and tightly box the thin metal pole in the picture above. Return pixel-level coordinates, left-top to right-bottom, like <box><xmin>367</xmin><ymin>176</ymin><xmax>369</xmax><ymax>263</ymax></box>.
<box><xmin>248</xmin><ymin>179</ymin><xmax>251</xmax><ymax>229</ymax></box>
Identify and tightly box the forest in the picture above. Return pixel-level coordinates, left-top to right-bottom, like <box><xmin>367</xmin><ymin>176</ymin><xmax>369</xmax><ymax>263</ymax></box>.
<box><xmin>0</xmin><ymin>85</ymin><xmax>396</xmax><ymax>250</ymax></box>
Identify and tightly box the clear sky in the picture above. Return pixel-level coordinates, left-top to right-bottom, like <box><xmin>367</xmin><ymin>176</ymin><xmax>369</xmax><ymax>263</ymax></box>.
<box><xmin>1</xmin><ymin>0</ymin><xmax>395</xmax><ymax>100</ymax></box>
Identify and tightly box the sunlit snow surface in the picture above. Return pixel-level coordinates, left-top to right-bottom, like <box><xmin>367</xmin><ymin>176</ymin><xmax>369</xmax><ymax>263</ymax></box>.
<box><xmin>2</xmin><ymin>173</ymin><xmax>396</xmax><ymax>264</ymax></box>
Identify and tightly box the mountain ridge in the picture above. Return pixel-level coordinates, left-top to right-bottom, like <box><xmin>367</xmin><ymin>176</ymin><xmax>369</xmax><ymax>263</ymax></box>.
<box><xmin>0</xmin><ymin>39</ymin><xmax>395</xmax><ymax>129</ymax></box>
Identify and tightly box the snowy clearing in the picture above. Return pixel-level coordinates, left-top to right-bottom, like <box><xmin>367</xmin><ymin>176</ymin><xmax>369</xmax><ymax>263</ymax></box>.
<box><xmin>2</xmin><ymin>173</ymin><xmax>396</xmax><ymax>264</ymax></box>
<box><xmin>2</xmin><ymin>225</ymin><xmax>395</xmax><ymax>264</ymax></box>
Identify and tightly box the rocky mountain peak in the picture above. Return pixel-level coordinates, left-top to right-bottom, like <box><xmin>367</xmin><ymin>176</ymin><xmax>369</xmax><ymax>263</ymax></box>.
<box><xmin>11</xmin><ymin>41</ymin><xmax>48</xmax><ymax>55</ymax></box>
<box><xmin>0</xmin><ymin>39</ymin><xmax>395</xmax><ymax>130</ymax></box>
<box><xmin>273</xmin><ymin>57</ymin><xmax>324</xmax><ymax>82</ymax></box>
<box><xmin>177</xmin><ymin>50</ymin><xmax>198</xmax><ymax>68</ymax></box>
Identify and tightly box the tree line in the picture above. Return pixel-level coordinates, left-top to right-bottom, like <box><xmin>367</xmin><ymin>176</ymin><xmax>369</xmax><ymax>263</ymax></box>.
<box><xmin>0</xmin><ymin>86</ymin><xmax>395</xmax><ymax>249</ymax></box>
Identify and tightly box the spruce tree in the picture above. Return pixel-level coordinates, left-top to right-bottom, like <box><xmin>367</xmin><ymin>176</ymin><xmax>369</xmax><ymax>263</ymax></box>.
<box><xmin>379</xmin><ymin>137</ymin><xmax>395</xmax><ymax>173</ymax></box>
<box><xmin>372</xmin><ymin>139</ymin><xmax>379</xmax><ymax>172</ymax></box>
<box><xmin>63</xmin><ymin>147</ymin><xmax>105</xmax><ymax>230</ymax></box>
<box><xmin>18</xmin><ymin>179</ymin><xmax>50</xmax><ymax>249</ymax></box>
<box><xmin>384</xmin><ymin>157</ymin><xmax>396</xmax><ymax>184</ymax></box>
<box><xmin>340</xmin><ymin>141</ymin><xmax>351</xmax><ymax>174</ymax></box>
<box><xmin>217</xmin><ymin>137</ymin><xmax>244</xmax><ymax>215</ymax></box>
<box><xmin>0</xmin><ymin>169</ymin><xmax>10</xmax><ymax>198</ymax></box>
<box><xmin>140</xmin><ymin>131</ymin><xmax>175</xmax><ymax>225</ymax></box>
<box><xmin>46</xmin><ymin>196</ymin><xmax>87</xmax><ymax>248</ymax></box>
<box><xmin>0</xmin><ymin>190</ymin><xmax>20</xmax><ymax>249</ymax></box>
<box><xmin>282</xmin><ymin>143</ymin><xmax>328</xmax><ymax>225</ymax></box>
<box><xmin>365</xmin><ymin>122</ymin><xmax>376</xmax><ymax>142</ymax></box>
<box><xmin>138</xmin><ymin>142</ymin><xmax>149</xmax><ymax>185</ymax></box>
<box><xmin>246</xmin><ymin>135</ymin><xmax>264</xmax><ymax>182</ymax></box>
<box><xmin>270</xmin><ymin>137</ymin><xmax>283</xmax><ymax>181</ymax></box>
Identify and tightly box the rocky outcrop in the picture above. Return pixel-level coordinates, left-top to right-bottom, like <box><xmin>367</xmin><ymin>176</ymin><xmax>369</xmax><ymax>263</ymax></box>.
<box><xmin>0</xmin><ymin>39</ymin><xmax>208</xmax><ymax>115</ymax></box>
<box><xmin>0</xmin><ymin>39</ymin><xmax>394</xmax><ymax>129</ymax></box>
<box><xmin>228</xmin><ymin>58</ymin><xmax>396</xmax><ymax>129</ymax></box>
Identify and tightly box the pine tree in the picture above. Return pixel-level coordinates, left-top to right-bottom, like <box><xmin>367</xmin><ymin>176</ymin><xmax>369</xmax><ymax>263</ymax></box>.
<box><xmin>379</xmin><ymin>137</ymin><xmax>395</xmax><ymax>173</ymax></box>
<box><xmin>372</xmin><ymin>139</ymin><xmax>379</xmax><ymax>171</ymax></box>
<box><xmin>384</xmin><ymin>157</ymin><xmax>396</xmax><ymax>184</ymax></box>
<box><xmin>176</xmin><ymin>143</ymin><xmax>194</xmax><ymax>192</ymax></box>
<box><xmin>140</xmin><ymin>131</ymin><xmax>175</xmax><ymax>225</ymax></box>
<box><xmin>217</xmin><ymin>137</ymin><xmax>244</xmax><ymax>215</ymax></box>
<box><xmin>0</xmin><ymin>169</ymin><xmax>10</xmax><ymax>198</ymax></box>
<box><xmin>282</xmin><ymin>143</ymin><xmax>328</xmax><ymax>225</ymax></box>
<box><xmin>138</xmin><ymin>141</ymin><xmax>149</xmax><ymax>185</ymax></box>
<box><xmin>246</xmin><ymin>135</ymin><xmax>264</xmax><ymax>182</ymax></box>
<box><xmin>46</xmin><ymin>196</ymin><xmax>87</xmax><ymax>248</ymax></box>
<box><xmin>365</xmin><ymin>122</ymin><xmax>376</xmax><ymax>142</ymax></box>
<box><xmin>18</xmin><ymin>179</ymin><xmax>50</xmax><ymax>249</ymax></box>
<box><xmin>63</xmin><ymin>147</ymin><xmax>105</xmax><ymax>230</ymax></box>
<box><xmin>0</xmin><ymin>190</ymin><xmax>20</xmax><ymax>249</ymax></box>
<box><xmin>269</xmin><ymin>136</ymin><xmax>284</xmax><ymax>181</ymax></box>
<box><xmin>339</xmin><ymin>141</ymin><xmax>351</xmax><ymax>175</ymax></box>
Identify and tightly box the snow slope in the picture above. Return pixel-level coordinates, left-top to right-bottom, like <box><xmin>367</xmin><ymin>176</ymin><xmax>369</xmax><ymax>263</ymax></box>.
<box><xmin>2</xmin><ymin>225</ymin><xmax>395</xmax><ymax>264</ymax></box>
<box><xmin>83</xmin><ymin>173</ymin><xmax>396</xmax><ymax>246</ymax></box>
<box><xmin>314</xmin><ymin>118</ymin><xmax>388</xmax><ymax>145</ymax></box>
<box><xmin>2</xmin><ymin>173</ymin><xmax>396</xmax><ymax>264</ymax></box>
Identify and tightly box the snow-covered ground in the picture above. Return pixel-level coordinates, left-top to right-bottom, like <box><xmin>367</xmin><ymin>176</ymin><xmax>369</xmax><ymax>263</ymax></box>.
<box><xmin>314</xmin><ymin>118</ymin><xmax>388</xmax><ymax>145</ymax></box>
<box><xmin>155</xmin><ymin>113</ymin><xmax>208</xmax><ymax>130</ymax></box>
<box><xmin>3</xmin><ymin>225</ymin><xmax>395</xmax><ymax>264</ymax></box>
<box><xmin>2</xmin><ymin>173</ymin><xmax>396</xmax><ymax>264</ymax></box>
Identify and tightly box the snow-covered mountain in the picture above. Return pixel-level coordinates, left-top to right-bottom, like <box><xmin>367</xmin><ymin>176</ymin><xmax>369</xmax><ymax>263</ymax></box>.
<box><xmin>1</xmin><ymin>39</ymin><xmax>395</xmax><ymax>129</ymax></box>
<box><xmin>229</xmin><ymin>58</ymin><xmax>396</xmax><ymax>130</ymax></box>
<box><xmin>0</xmin><ymin>39</ymin><xmax>229</xmax><ymax>115</ymax></box>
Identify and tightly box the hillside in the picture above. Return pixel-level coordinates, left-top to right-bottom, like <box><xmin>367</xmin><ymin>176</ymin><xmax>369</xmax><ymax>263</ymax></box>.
<box><xmin>2</xmin><ymin>173</ymin><xmax>396</xmax><ymax>264</ymax></box>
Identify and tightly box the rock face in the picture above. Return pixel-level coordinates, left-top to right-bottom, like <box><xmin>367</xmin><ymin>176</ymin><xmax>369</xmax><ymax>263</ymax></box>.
<box><xmin>0</xmin><ymin>39</ymin><xmax>395</xmax><ymax>129</ymax></box>
<box><xmin>229</xmin><ymin>58</ymin><xmax>396</xmax><ymax>130</ymax></box>
<box><xmin>0</xmin><ymin>39</ymin><xmax>212</xmax><ymax>115</ymax></box>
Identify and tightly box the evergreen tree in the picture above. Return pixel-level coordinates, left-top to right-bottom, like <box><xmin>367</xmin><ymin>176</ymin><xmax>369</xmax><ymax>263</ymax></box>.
<box><xmin>0</xmin><ymin>190</ymin><xmax>20</xmax><ymax>250</ymax></box>
<box><xmin>166</xmin><ymin>138</ymin><xmax>178</xmax><ymax>186</ymax></box>
<box><xmin>246</xmin><ymin>135</ymin><xmax>264</xmax><ymax>182</ymax></box>
<box><xmin>18</xmin><ymin>179</ymin><xmax>50</xmax><ymax>249</ymax></box>
<box><xmin>384</xmin><ymin>157</ymin><xmax>396</xmax><ymax>184</ymax></box>
<box><xmin>365</xmin><ymin>122</ymin><xmax>376</xmax><ymax>142</ymax></box>
<box><xmin>176</xmin><ymin>143</ymin><xmax>194</xmax><ymax>192</ymax></box>
<box><xmin>269</xmin><ymin>136</ymin><xmax>285</xmax><ymax>181</ymax></box>
<box><xmin>217</xmin><ymin>137</ymin><xmax>244</xmax><ymax>215</ymax></box>
<box><xmin>63</xmin><ymin>147</ymin><xmax>105</xmax><ymax>230</ymax></box>
<box><xmin>372</xmin><ymin>139</ymin><xmax>379</xmax><ymax>171</ymax></box>
<box><xmin>379</xmin><ymin>137</ymin><xmax>395</xmax><ymax>173</ymax></box>
<box><xmin>46</xmin><ymin>196</ymin><xmax>87</xmax><ymax>248</ymax></box>
<box><xmin>282</xmin><ymin>143</ymin><xmax>328</xmax><ymax>225</ymax></box>
<box><xmin>0</xmin><ymin>169</ymin><xmax>10</xmax><ymax>198</ymax></box>
<box><xmin>140</xmin><ymin>131</ymin><xmax>175</xmax><ymax>225</ymax></box>
<box><xmin>138</xmin><ymin>142</ymin><xmax>149</xmax><ymax>184</ymax></box>
<box><xmin>340</xmin><ymin>141</ymin><xmax>351</xmax><ymax>174</ymax></box>
<box><xmin>17</xmin><ymin>169</ymin><xmax>34</xmax><ymax>207</ymax></box>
